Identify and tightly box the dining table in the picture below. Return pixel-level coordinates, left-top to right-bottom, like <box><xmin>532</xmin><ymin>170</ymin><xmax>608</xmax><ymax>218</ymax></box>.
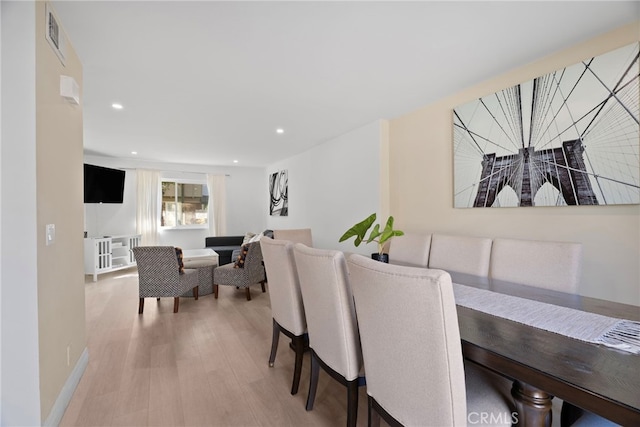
<box><xmin>449</xmin><ymin>271</ymin><xmax>640</xmax><ymax>427</ymax></box>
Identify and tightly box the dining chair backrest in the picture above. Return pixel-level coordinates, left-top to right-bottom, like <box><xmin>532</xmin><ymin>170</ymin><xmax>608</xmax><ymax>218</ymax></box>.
<box><xmin>260</xmin><ymin>238</ymin><xmax>306</xmax><ymax>336</ymax></box>
<box><xmin>490</xmin><ymin>238</ymin><xmax>582</xmax><ymax>293</ymax></box>
<box><xmin>428</xmin><ymin>234</ymin><xmax>493</xmax><ymax>277</ymax></box>
<box><xmin>273</xmin><ymin>228</ymin><xmax>313</xmax><ymax>247</ymax></box>
<box><xmin>347</xmin><ymin>254</ymin><xmax>467</xmax><ymax>426</ymax></box>
<box><xmin>293</xmin><ymin>243</ymin><xmax>362</xmax><ymax>381</ymax></box>
<box><xmin>388</xmin><ymin>232</ymin><xmax>432</xmax><ymax>267</ymax></box>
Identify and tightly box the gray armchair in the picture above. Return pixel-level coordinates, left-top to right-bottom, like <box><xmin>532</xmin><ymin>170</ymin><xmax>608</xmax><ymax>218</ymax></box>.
<box><xmin>213</xmin><ymin>241</ymin><xmax>267</xmax><ymax>301</ymax></box>
<box><xmin>132</xmin><ymin>246</ymin><xmax>199</xmax><ymax>314</ymax></box>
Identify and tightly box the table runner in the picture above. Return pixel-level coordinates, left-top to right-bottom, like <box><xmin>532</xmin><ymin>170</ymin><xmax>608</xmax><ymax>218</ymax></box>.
<box><xmin>453</xmin><ymin>283</ymin><xmax>640</xmax><ymax>354</ymax></box>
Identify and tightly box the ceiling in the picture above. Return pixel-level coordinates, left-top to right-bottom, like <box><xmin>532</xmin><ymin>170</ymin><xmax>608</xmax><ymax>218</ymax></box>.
<box><xmin>52</xmin><ymin>1</ymin><xmax>639</xmax><ymax>168</ymax></box>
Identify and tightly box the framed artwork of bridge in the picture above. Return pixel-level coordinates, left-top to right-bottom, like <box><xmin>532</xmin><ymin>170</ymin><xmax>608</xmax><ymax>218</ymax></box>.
<box><xmin>453</xmin><ymin>42</ymin><xmax>639</xmax><ymax>208</ymax></box>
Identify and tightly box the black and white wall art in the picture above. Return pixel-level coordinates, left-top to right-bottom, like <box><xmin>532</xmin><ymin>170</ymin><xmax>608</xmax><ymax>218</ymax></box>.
<box><xmin>453</xmin><ymin>42</ymin><xmax>639</xmax><ymax>208</ymax></box>
<box><xmin>269</xmin><ymin>169</ymin><xmax>288</xmax><ymax>216</ymax></box>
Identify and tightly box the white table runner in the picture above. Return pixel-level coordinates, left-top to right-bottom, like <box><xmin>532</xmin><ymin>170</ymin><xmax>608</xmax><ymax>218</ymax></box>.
<box><xmin>453</xmin><ymin>283</ymin><xmax>640</xmax><ymax>354</ymax></box>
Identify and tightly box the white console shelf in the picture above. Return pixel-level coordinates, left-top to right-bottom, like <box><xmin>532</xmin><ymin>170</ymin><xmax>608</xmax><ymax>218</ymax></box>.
<box><xmin>84</xmin><ymin>234</ymin><xmax>141</xmax><ymax>281</ymax></box>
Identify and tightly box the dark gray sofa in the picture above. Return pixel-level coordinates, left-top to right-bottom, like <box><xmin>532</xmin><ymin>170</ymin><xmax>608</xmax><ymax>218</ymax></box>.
<box><xmin>205</xmin><ymin>235</ymin><xmax>244</xmax><ymax>266</ymax></box>
<box><xmin>205</xmin><ymin>230</ymin><xmax>273</xmax><ymax>265</ymax></box>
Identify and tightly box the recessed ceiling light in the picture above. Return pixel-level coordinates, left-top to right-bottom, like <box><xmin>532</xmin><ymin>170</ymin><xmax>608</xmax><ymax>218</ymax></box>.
<box><xmin>233</xmin><ymin>160</ymin><xmax>239</xmax><ymax>163</ymax></box>
<box><xmin>276</xmin><ymin>128</ymin><xmax>284</xmax><ymax>134</ymax></box>
<box><xmin>131</xmin><ymin>151</ymin><xmax>137</xmax><ymax>155</ymax></box>
<box><xmin>112</xmin><ymin>103</ymin><xmax>123</xmax><ymax>109</ymax></box>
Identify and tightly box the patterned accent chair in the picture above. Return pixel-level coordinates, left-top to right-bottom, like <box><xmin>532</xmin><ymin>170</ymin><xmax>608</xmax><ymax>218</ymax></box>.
<box><xmin>132</xmin><ymin>246</ymin><xmax>199</xmax><ymax>314</ymax></box>
<box><xmin>213</xmin><ymin>241</ymin><xmax>267</xmax><ymax>301</ymax></box>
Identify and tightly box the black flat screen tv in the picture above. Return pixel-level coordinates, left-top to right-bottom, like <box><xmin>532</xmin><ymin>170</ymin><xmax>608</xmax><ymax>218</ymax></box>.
<box><xmin>84</xmin><ymin>164</ymin><xmax>126</xmax><ymax>203</ymax></box>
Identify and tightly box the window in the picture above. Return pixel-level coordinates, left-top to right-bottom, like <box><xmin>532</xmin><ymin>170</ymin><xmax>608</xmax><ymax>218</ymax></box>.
<box><xmin>161</xmin><ymin>181</ymin><xmax>208</xmax><ymax>228</ymax></box>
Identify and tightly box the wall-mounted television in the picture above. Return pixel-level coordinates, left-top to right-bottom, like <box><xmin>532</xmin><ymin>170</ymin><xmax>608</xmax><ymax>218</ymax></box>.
<box><xmin>83</xmin><ymin>164</ymin><xmax>126</xmax><ymax>203</ymax></box>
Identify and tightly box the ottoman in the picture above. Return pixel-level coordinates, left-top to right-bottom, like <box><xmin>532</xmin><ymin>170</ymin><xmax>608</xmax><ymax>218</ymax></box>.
<box><xmin>181</xmin><ymin>249</ymin><xmax>219</xmax><ymax>297</ymax></box>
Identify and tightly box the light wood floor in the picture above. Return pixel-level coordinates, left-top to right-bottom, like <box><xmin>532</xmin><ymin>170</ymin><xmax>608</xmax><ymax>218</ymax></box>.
<box><xmin>61</xmin><ymin>270</ymin><xmax>370</xmax><ymax>427</ymax></box>
<box><xmin>61</xmin><ymin>270</ymin><xmax>567</xmax><ymax>427</ymax></box>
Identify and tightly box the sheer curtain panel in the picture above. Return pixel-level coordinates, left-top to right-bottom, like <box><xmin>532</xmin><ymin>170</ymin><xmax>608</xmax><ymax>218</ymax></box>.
<box><xmin>207</xmin><ymin>174</ymin><xmax>227</xmax><ymax>237</ymax></box>
<box><xmin>136</xmin><ymin>169</ymin><xmax>160</xmax><ymax>245</ymax></box>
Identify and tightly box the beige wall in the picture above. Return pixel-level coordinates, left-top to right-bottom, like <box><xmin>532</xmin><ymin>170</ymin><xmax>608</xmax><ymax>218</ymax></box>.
<box><xmin>389</xmin><ymin>22</ymin><xmax>640</xmax><ymax>305</ymax></box>
<box><xmin>35</xmin><ymin>2</ymin><xmax>86</xmax><ymax>420</ymax></box>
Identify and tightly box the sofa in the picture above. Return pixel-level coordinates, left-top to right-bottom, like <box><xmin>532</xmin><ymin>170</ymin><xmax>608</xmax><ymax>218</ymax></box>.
<box><xmin>205</xmin><ymin>230</ymin><xmax>273</xmax><ymax>265</ymax></box>
<box><xmin>205</xmin><ymin>235</ymin><xmax>244</xmax><ymax>266</ymax></box>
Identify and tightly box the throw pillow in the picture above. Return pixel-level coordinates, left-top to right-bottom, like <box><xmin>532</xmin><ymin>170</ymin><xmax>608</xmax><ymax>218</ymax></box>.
<box><xmin>234</xmin><ymin>244</ymin><xmax>250</xmax><ymax>268</ymax></box>
<box><xmin>242</xmin><ymin>232</ymin><xmax>256</xmax><ymax>245</ymax></box>
<box><xmin>175</xmin><ymin>247</ymin><xmax>185</xmax><ymax>274</ymax></box>
<box><xmin>248</xmin><ymin>233</ymin><xmax>262</xmax><ymax>243</ymax></box>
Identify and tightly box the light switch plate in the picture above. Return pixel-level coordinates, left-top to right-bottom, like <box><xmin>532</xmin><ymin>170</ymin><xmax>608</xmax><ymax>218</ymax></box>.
<box><xmin>46</xmin><ymin>224</ymin><xmax>55</xmax><ymax>246</ymax></box>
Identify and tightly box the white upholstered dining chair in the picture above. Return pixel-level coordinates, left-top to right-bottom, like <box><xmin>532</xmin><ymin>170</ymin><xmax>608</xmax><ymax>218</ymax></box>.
<box><xmin>428</xmin><ymin>233</ymin><xmax>493</xmax><ymax>277</ymax></box>
<box><xmin>347</xmin><ymin>254</ymin><xmax>514</xmax><ymax>426</ymax></box>
<box><xmin>273</xmin><ymin>228</ymin><xmax>313</xmax><ymax>246</ymax></box>
<box><xmin>260</xmin><ymin>237</ymin><xmax>307</xmax><ymax>395</ymax></box>
<box><xmin>293</xmin><ymin>244</ymin><xmax>364</xmax><ymax>427</ymax></box>
<box><xmin>489</xmin><ymin>238</ymin><xmax>582</xmax><ymax>293</ymax></box>
<box><xmin>489</xmin><ymin>238</ymin><xmax>607</xmax><ymax>426</ymax></box>
<box><xmin>387</xmin><ymin>232</ymin><xmax>432</xmax><ymax>267</ymax></box>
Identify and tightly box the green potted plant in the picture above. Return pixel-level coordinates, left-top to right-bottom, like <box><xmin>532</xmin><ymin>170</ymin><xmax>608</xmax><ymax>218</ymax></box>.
<box><xmin>339</xmin><ymin>213</ymin><xmax>404</xmax><ymax>262</ymax></box>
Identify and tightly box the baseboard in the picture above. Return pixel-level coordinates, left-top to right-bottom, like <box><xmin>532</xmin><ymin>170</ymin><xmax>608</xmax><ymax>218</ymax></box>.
<box><xmin>43</xmin><ymin>347</ymin><xmax>89</xmax><ymax>427</ymax></box>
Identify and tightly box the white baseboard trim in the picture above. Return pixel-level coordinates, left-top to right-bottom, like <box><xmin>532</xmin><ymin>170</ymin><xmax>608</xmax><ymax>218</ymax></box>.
<box><xmin>43</xmin><ymin>347</ymin><xmax>89</xmax><ymax>427</ymax></box>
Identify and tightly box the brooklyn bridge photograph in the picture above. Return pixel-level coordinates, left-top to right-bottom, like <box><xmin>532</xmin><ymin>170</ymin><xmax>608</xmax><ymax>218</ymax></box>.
<box><xmin>453</xmin><ymin>42</ymin><xmax>639</xmax><ymax>208</ymax></box>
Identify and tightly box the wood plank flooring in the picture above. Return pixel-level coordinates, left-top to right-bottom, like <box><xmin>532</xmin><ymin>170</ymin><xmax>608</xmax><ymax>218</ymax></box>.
<box><xmin>61</xmin><ymin>270</ymin><xmax>566</xmax><ymax>427</ymax></box>
<box><xmin>60</xmin><ymin>270</ymin><xmax>370</xmax><ymax>426</ymax></box>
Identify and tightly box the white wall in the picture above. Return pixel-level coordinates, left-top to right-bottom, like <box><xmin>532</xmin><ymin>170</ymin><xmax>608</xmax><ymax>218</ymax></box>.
<box><xmin>266</xmin><ymin>120</ymin><xmax>384</xmax><ymax>254</ymax></box>
<box><xmin>84</xmin><ymin>155</ymin><xmax>266</xmax><ymax>249</ymax></box>
<box><xmin>1</xmin><ymin>2</ymin><xmax>42</xmax><ymax>425</ymax></box>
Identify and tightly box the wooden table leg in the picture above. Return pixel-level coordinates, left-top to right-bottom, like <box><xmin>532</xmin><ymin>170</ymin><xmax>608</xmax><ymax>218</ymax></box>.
<box><xmin>511</xmin><ymin>381</ymin><xmax>553</xmax><ymax>427</ymax></box>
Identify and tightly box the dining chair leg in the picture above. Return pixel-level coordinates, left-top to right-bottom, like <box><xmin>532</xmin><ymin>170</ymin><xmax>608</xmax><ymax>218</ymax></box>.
<box><xmin>368</xmin><ymin>396</ymin><xmax>381</xmax><ymax>427</ymax></box>
<box><xmin>269</xmin><ymin>319</ymin><xmax>280</xmax><ymax>367</ymax></box>
<box><xmin>173</xmin><ymin>297</ymin><xmax>179</xmax><ymax>313</ymax></box>
<box><xmin>138</xmin><ymin>298</ymin><xmax>144</xmax><ymax>314</ymax></box>
<box><xmin>291</xmin><ymin>334</ymin><xmax>305</xmax><ymax>395</ymax></box>
<box><xmin>245</xmin><ymin>287</ymin><xmax>252</xmax><ymax>301</ymax></box>
<box><xmin>306</xmin><ymin>351</ymin><xmax>320</xmax><ymax>411</ymax></box>
<box><xmin>214</xmin><ymin>284</ymin><xmax>219</xmax><ymax>299</ymax></box>
<box><xmin>346</xmin><ymin>379</ymin><xmax>359</xmax><ymax>427</ymax></box>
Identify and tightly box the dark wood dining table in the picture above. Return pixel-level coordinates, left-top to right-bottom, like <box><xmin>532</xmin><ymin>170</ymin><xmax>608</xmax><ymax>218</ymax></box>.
<box><xmin>449</xmin><ymin>271</ymin><xmax>640</xmax><ymax>427</ymax></box>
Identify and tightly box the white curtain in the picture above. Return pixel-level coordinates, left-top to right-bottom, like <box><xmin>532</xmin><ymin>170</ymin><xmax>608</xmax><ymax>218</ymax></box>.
<box><xmin>207</xmin><ymin>174</ymin><xmax>227</xmax><ymax>237</ymax></box>
<box><xmin>136</xmin><ymin>169</ymin><xmax>160</xmax><ymax>245</ymax></box>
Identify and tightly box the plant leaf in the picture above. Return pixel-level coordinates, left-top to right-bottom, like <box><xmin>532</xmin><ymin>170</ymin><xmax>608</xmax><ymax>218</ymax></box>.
<box><xmin>379</xmin><ymin>216</ymin><xmax>395</xmax><ymax>244</ymax></box>
<box><xmin>366</xmin><ymin>224</ymin><xmax>381</xmax><ymax>243</ymax></box>
<box><xmin>339</xmin><ymin>213</ymin><xmax>376</xmax><ymax>247</ymax></box>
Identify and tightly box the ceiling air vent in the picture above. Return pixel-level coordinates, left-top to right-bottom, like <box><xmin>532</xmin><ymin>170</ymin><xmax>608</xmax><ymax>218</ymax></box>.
<box><xmin>45</xmin><ymin>3</ymin><xmax>66</xmax><ymax>65</ymax></box>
